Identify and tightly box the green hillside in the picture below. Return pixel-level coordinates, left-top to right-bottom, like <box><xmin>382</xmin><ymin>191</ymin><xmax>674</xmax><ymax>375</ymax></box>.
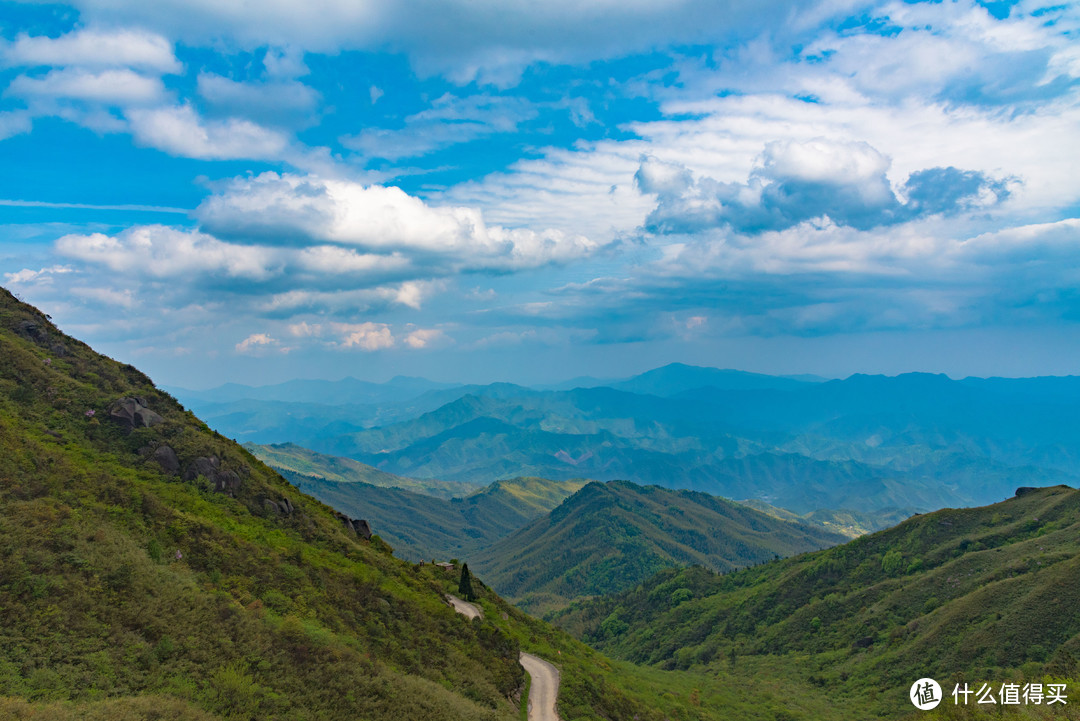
<box><xmin>284</xmin><ymin>472</ymin><xmax>587</xmax><ymax>561</ymax></box>
<box><xmin>555</xmin><ymin>485</ymin><xmax>1080</xmax><ymax>718</ymax></box>
<box><xmin>0</xmin><ymin>287</ymin><xmax>699</xmax><ymax>721</ymax></box>
<box><xmin>739</xmin><ymin>498</ymin><xmax>917</xmax><ymax>538</ymax></box>
<box><xmin>472</xmin><ymin>481</ymin><xmax>847</xmax><ymax>615</ymax></box>
<box><xmin>245</xmin><ymin>441</ymin><xmax>478</xmax><ymax>499</ymax></box>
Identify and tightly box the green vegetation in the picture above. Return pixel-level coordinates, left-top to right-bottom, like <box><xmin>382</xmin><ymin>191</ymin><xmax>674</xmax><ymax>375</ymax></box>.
<box><xmin>245</xmin><ymin>441</ymin><xmax>477</xmax><ymax>499</ymax></box>
<box><xmin>235</xmin><ymin>369</ymin><xmax>1080</xmax><ymax>514</ymax></box>
<box><xmin>555</xmin><ymin>485</ymin><xmax>1080</xmax><ymax>718</ymax></box>
<box><xmin>284</xmin><ymin>471</ymin><xmax>587</xmax><ymax>561</ymax></box>
<box><xmin>741</xmin><ymin>498</ymin><xmax>917</xmax><ymax>538</ymax></box>
<box><xmin>472</xmin><ymin>480</ymin><xmax>846</xmax><ymax>615</ymax></box>
<box><xmin>0</xmin><ymin>288</ymin><xmax>525</xmax><ymax>720</ymax></box>
<box><xmin>459</xmin><ymin>564</ymin><xmax>475</xmax><ymax>602</ymax></box>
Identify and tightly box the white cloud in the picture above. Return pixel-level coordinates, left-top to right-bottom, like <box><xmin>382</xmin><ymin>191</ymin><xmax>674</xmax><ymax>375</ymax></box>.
<box><xmin>403</xmin><ymin>327</ymin><xmax>449</xmax><ymax>348</ymax></box>
<box><xmin>55</xmin><ymin>225</ymin><xmax>280</xmax><ymax>280</ymax></box>
<box><xmin>1</xmin><ymin>28</ymin><xmax>181</xmax><ymax>73</ymax></box>
<box><xmin>235</xmin><ymin>332</ymin><xmax>279</xmax><ymax>353</ymax></box>
<box><xmin>43</xmin><ymin>0</ymin><xmax>840</xmax><ymax>82</ymax></box>
<box><xmin>195</xmin><ymin>172</ymin><xmax>602</xmax><ymax>270</ymax></box>
<box><xmin>126</xmin><ymin>104</ymin><xmax>290</xmax><ymax>160</ymax></box>
<box><xmin>0</xmin><ymin>110</ymin><xmax>32</xmax><ymax>140</ymax></box>
<box><xmin>4</xmin><ymin>264</ymin><xmax>74</xmax><ymax>284</ymax></box>
<box><xmin>331</xmin><ymin>322</ymin><xmax>395</xmax><ymax>350</ymax></box>
<box><xmin>70</xmin><ymin>286</ymin><xmax>136</xmax><ymax>307</ymax></box>
<box><xmin>343</xmin><ymin>93</ymin><xmax>536</xmax><ymax>160</ymax></box>
<box><xmin>8</xmin><ymin>68</ymin><xmax>166</xmax><ymax>104</ymax></box>
<box><xmin>287</xmin><ymin>321</ymin><xmax>323</xmax><ymax>337</ymax></box>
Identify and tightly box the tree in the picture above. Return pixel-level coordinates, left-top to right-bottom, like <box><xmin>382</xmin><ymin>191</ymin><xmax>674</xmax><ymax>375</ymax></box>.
<box><xmin>458</xmin><ymin>563</ymin><xmax>475</xmax><ymax>601</ymax></box>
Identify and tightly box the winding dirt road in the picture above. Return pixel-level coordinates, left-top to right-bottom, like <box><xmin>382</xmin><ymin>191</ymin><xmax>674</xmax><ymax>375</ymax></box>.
<box><xmin>445</xmin><ymin>594</ymin><xmax>561</xmax><ymax>720</ymax></box>
<box><xmin>519</xmin><ymin>651</ymin><xmax>562</xmax><ymax>721</ymax></box>
<box><xmin>446</xmin><ymin>594</ymin><xmax>482</xmax><ymax>619</ymax></box>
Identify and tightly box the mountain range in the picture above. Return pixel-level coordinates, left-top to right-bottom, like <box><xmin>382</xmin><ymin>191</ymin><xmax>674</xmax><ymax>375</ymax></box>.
<box><xmin>554</xmin><ymin>484</ymin><xmax>1080</xmax><ymax>718</ymax></box>
<box><xmin>3</xmin><ymin>286</ymin><xmax>1077</xmax><ymax>721</ymax></box>
<box><xmin>173</xmin><ymin>364</ymin><xmax>1080</xmax><ymax>516</ymax></box>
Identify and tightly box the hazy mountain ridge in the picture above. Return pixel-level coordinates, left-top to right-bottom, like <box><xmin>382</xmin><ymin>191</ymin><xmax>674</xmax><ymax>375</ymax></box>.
<box><xmin>173</xmin><ymin>364</ymin><xmax>1080</xmax><ymax>518</ymax></box>
<box><xmin>244</xmin><ymin>441</ymin><xmax>478</xmax><ymax>499</ymax></box>
<box><xmin>553</xmin><ymin>485</ymin><xmax>1080</xmax><ymax>718</ymax></box>
<box><xmin>283</xmin><ymin>472</ymin><xmax>588</xmax><ymax>561</ymax></box>
<box><xmin>471</xmin><ymin>480</ymin><xmax>849</xmax><ymax>615</ymax></box>
<box><xmin>0</xmin><ymin>287</ymin><xmax>702</xmax><ymax>721</ymax></box>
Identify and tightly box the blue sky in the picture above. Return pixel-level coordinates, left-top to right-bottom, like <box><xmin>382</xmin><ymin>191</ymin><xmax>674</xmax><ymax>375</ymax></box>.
<box><xmin>2</xmin><ymin>0</ymin><xmax>1079</xmax><ymax>388</ymax></box>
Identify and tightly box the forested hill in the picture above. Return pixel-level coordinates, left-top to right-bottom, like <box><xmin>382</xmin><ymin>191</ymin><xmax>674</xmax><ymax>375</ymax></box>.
<box><xmin>472</xmin><ymin>480</ymin><xmax>847</xmax><ymax>614</ymax></box>
<box><xmin>0</xmin><ymin>287</ymin><xmax>680</xmax><ymax>721</ymax></box>
<box><xmin>554</xmin><ymin>484</ymin><xmax>1080</xmax><ymax>718</ymax></box>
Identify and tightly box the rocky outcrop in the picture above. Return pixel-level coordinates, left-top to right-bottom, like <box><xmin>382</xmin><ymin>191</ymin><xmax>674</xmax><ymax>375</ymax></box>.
<box><xmin>336</xmin><ymin>513</ymin><xmax>373</xmax><ymax>540</ymax></box>
<box><xmin>263</xmin><ymin>496</ymin><xmax>295</xmax><ymax>516</ymax></box>
<box><xmin>16</xmin><ymin>318</ymin><xmax>70</xmax><ymax>356</ymax></box>
<box><xmin>152</xmin><ymin>445</ymin><xmax>180</xmax><ymax>475</ymax></box>
<box><xmin>182</xmin><ymin>456</ymin><xmax>242</xmax><ymax>495</ymax></box>
<box><xmin>109</xmin><ymin>397</ymin><xmax>164</xmax><ymax>429</ymax></box>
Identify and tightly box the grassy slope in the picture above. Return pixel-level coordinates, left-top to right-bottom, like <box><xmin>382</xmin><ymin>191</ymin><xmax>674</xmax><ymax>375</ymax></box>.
<box><xmin>472</xmin><ymin>480</ymin><xmax>847</xmax><ymax>615</ymax></box>
<box><xmin>0</xmin><ymin>289</ymin><xmax>526</xmax><ymax>721</ymax></box>
<box><xmin>555</xmin><ymin>485</ymin><xmax>1080</xmax><ymax>718</ymax></box>
<box><xmin>0</xmin><ymin>287</ymin><xmax>681</xmax><ymax>721</ymax></box>
<box><xmin>244</xmin><ymin>441</ymin><xmax>478</xmax><ymax>499</ymax></box>
<box><xmin>740</xmin><ymin>498</ymin><xmax>918</xmax><ymax>539</ymax></box>
<box><xmin>284</xmin><ymin>472</ymin><xmax>588</xmax><ymax>561</ymax></box>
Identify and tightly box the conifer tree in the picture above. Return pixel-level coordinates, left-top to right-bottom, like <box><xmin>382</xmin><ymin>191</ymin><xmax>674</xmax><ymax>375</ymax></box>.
<box><xmin>458</xmin><ymin>563</ymin><xmax>475</xmax><ymax>602</ymax></box>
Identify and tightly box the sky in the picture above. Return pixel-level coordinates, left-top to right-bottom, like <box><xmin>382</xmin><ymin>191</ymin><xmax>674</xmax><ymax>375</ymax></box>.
<box><xmin>1</xmin><ymin>0</ymin><xmax>1079</xmax><ymax>388</ymax></box>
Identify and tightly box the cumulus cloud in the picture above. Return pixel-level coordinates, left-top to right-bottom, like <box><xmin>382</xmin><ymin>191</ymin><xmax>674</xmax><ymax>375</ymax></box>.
<box><xmin>195</xmin><ymin>172</ymin><xmax>602</xmax><ymax>270</ymax></box>
<box><xmin>636</xmin><ymin>139</ymin><xmax>1012</xmax><ymax>234</ymax></box>
<box><xmin>8</xmin><ymin>68</ymin><xmax>166</xmax><ymax>105</ymax></box>
<box><xmin>43</xmin><ymin>0</ymin><xmax>824</xmax><ymax>83</ymax></box>
<box><xmin>235</xmin><ymin>332</ymin><xmax>279</xmax><ymax>354</ymax></box>
<box><xmin>403</xmin><ymin>327</ymin><xmax>450</xmax><ymax>348</ymax></box>
<box><xmin>1</xmin><ymin>28</ymin><xmax>181</xmax><ymax>73</ymax></box>
<box><xmin>332</xmin><ymin>322</ymin><xmax>395</xmax><ymax>350</ymax></box>
<box><xmin>126</xmin><ymin>105</ymin><xmax>290</xmax><ymax>160</ymax></box>
<box><xmin>4</xmin><ymin>265</ymin><xmax>74</xmax><ymax>284</ymax></box>
<box><xmin>55</xmin><ymin>225</ymin><xmax>281</xmax><ymax>280</ymax></box>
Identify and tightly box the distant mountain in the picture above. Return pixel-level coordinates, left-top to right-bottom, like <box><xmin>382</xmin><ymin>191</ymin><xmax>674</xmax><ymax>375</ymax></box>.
<box><xmin>285</xmin><ymin>473</ymin><xmax>589</xmax><ymax>561</ymax></box>
<box><xmin>555</xmin><ymin>485</ymin><xmax>1080</xmax><ymax>718</ymax></box>
<box><xmin>3</xmin><ymin>286</ymin><xmax>741</xmax><ymax>721</ymax></box>
<box><xmin>245</xmin><ymin>441</ymin><xmax>477</xmax><ymax>499</ymax></box>
<box><xmin>0</xmin><ymin>288</ymin><xmax>528</xmax><ymax>720</ymax></box>
<box><xmin>738</xmin><ymin>499</ymin><xmax>917</xmax><ymax>538</ymax></box>
<box><xmin>610</xmin><ymin>362</ymin><xmax>811</xmax><ymax>396</ymax></box>
<box><xmin>472</xmin><ymin>481</ymin><xmax>847</xmax><ymax>615</ymax></box>
<box><xmin>174</xmin><ymin>365</ymin><xmax>1080</xmax><ymax>517</ymax></box>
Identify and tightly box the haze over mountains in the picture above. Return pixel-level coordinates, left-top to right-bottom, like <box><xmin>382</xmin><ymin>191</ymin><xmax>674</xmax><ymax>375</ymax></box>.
<box><xmin>174</xmin><ymin>364</ymin><xmax>1080</xmax><ymax>515</ymax></box>
<box><xmin>5</xmin><ymin>288</ymin><xmax>1079</xmax><ymax>721</ymax></box>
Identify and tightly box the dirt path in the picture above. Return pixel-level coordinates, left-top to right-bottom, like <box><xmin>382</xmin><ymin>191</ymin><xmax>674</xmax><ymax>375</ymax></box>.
<box><xmin>519</xmin><ymin>651</ymin><xmax>562</xmax><ymax>721</ymax></box>
<box><xmin>446</xmin><ymin>594</ymin><xmax>482</xmax><ymax>619</ymax></box>
<box><xmin>445</xmin><ymin>594</ymin><xmax>560</xmax><ymax>719</ymax></box>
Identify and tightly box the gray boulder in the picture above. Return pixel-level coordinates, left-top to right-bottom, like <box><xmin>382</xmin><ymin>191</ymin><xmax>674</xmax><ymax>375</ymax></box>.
<box><xmin>336</xmin><ymin>513</ymin><xmax>373</xmax><ymax>540</ymax></box>
<box><xmin>109</xmin><ymin>397</ymin><xmax>164</xmax><ymax>429</ymax></box>
<box><xmin>182</xmin><ymin>456</ymin><xmax>220</xmax><ymax>482</ymax></box>
<box><xmin>152</xmin><ymin>445</ymin><xmax>180</xmax><ymax>475</ymax></box>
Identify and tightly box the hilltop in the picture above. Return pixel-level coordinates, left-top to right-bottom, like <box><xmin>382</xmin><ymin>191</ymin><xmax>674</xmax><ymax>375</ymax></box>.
<box><xmin>0</xmin><ymin>287</ymin><xmax>706</xmax><ymax>721</ymax></box>
<box><xmin>284</xmin><ymin>470</ymin><xmax>588</xmax><ymax>561</ymax></box>
<box><xmin>244</xmin><ymin>441</ymin><xmax>478</xmax><ymax>499</ymax></box>
<box><xmin>555</xmin><ymin>485</ymin><xmax>1080</xmax><ymax>718</ymax></box>
<box><xmin>472</xmin><ymin>480</ymin><xmax>847</xmax><ymax>614</ymax></box>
